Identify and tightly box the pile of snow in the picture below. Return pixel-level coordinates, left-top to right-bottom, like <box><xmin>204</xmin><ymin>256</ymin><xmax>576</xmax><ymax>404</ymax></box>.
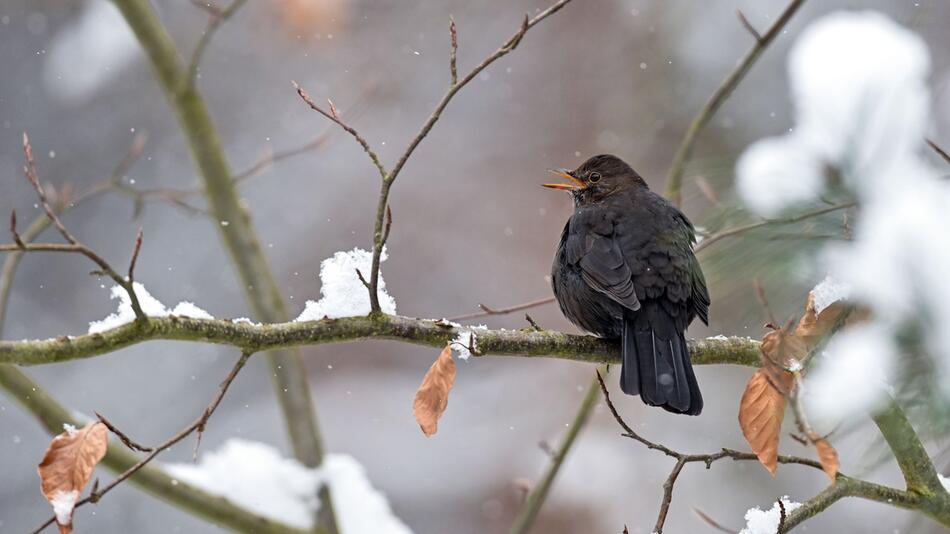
<box><xmin>165</xmin><ymin>439</ymin><xmax>412</xmax><ymax>533</ymax></box>
<box><xmin>295</xmin><ymin>247</ymin><xmax>396</xmax><ymax>321</ymax></box>
<box><xmin>739</xmin><ymin>497</ymin><xmax>802</xmax><ymax>534</ymax></box>
<box><xmin>88</xmin><ymin>282</ymin><xmax>214</xmax><ymax>334</ymax></box>
<box><xmin>736</xmin><ymin>11</ymin><xmax>950</xmax><ymax>425</ymax></box>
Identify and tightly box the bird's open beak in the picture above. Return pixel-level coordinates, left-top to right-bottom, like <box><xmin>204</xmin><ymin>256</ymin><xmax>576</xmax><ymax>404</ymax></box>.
<box><xmin>542</xmin><ymin>168</ymin><xmax>585</xmax><ymax>191</ymax></box>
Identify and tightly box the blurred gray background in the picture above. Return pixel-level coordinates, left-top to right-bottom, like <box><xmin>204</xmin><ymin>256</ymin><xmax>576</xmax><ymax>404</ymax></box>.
<box><xmin>2</xmin><ymin>1</ymin><xmax>949</xmax><ymax>532</ymax></box>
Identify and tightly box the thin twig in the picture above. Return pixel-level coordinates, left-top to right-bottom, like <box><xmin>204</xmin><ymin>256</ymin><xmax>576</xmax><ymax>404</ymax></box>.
<box><xmin>18</xmin><ymin>133</ymin><xmax>148</xmax><ymax>322</ymax></box>
<box><xmin>449</xmin><ymin>16</ymin><xmax>459</xmax><ymax>86</ymax></box>
<box><xmin>694</xmin><ymin>202</ymin><xmax>855</xmax><ymax>253</ymax></box>
<box><xmin>510</xmin><ymin>368</ymin><xmax>602</xmax><ymax>534</ymax></box>
<box><xmin>294</xmin><ymin>0</ymin><xmax>574</xmax><ymax>314</ymax></box>
<box><xmin>595</xmin><ymin>371</ymin><xmax>824</xmax><ymax>533</ymax></box>
<box><xmin>9</xmin><ymin>211</ymin><xmax>24</xmax><ymax>248</ymax></box>
<box><xmin>692</xmin><ymin>508</ymin><xmax>739</xmax><ymax>534</ymax></box>
<box><xmin>293</xmin><ymin>81</ymin><xmax>388</xmax><ymax>180</ymax></box>
<box><xmin>128</xmin><ymin>227</ymin><xmax>144</xmax><ymax>282</ymax></box>
<box><xmin>95</xmin><ymin>412</ymin><xmax>153</xmax><ymax>452</ymax></box>
<box><xmin>736</xmin><ymin>10</ymin><xmax>763</xmax><ymax>42</ymax></box>
<box><xmin>184</xmin><ymin>0</ymin><xmax>248</xmax><ymax>90</ymax></box>
<box><xmin>664</xmin><ymin>0</ymin><xmax>807</xmax><ymax>207</ymax></box>
<box><xmin>927</xmin><ymin>138</ymin><xmax>950</xmax><ymax>166</ymax></box>
<box><xmin>448</xmin><ymin>297</ymin><xmax>556</xmax><ymax>322</ymax></box>
<box><xmin>31</xmin><ymin>351</ymin><xmax>253</xmax><ymax>534</ymax></box>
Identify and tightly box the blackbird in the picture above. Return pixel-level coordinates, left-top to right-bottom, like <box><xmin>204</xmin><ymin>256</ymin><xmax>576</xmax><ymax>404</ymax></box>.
<box><xmin>545</xmin><ymin>154</ymin><xmax>709</xmax><ymax>415</ymax></box>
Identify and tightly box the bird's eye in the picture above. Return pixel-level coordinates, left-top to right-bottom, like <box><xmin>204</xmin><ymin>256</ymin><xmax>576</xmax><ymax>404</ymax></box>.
<box><xmin>589</xmin><ymin>172</ymin><xmax>601</xmax><ymax>183</ymax></box>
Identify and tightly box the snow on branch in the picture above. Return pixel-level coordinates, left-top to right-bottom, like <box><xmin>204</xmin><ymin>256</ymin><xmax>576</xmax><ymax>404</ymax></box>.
<box><xmin>166</xmin><ymin>440</ymin><xmax>412</xmax><ymax>533</ymax></box>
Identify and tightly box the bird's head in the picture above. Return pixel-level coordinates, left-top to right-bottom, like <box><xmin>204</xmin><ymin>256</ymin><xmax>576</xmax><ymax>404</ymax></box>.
<box><xmin>543</xmin><ymin>154</ymin><xmax>647</xmax><ymax>205</ymax></box>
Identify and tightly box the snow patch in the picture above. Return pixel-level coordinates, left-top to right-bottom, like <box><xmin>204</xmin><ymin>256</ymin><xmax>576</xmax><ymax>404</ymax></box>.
<box><xmin>88</xmin><ymin>282</ymin><xmax>215</xmax><ymax>334</ymax></box>
<box><xmin>169</xmin><ymin>302</ymin><xmax>214</xmax><ymax>320</ymax></box>
<box><xmin>739</xmin><ymin>497</ymin><xmax>802</xmax><ymax>534</ymax></box>
<box><xmin>50</xmin><ymin>489</ymin><xmax>79</xmax><ymax>527</ymax></box>
<box><xmin>165</xmin><ymin>439</ymin><xmax>412</xmax><ymax>533</ymax></box>
<box><xmin>295</xmin><ymin>247</ymin><xmax>396</xmax><ymax>322</ymax></box>
<box><xmin>62</xmin><ymin>423</ymin><xmax>77</xmax><ymax>436</ymax></box>
<box><xmin>939</xmin><ymin>474</ymin><xmax>950</xmax><ymax>493</ymax></box>
<box><xmin>810</xmin><ymin>275</ymin><xmax>851</xmax><ymax>315</ymax></box>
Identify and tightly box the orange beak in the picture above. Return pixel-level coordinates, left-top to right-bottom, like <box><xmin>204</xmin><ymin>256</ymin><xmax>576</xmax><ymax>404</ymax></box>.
<box><xmin>542</xmin><ymin>168</ymin><xmax>585</xmax><ymax>191</ymax></box>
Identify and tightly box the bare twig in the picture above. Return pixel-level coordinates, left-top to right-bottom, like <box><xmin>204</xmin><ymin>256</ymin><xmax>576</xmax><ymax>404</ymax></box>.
<box><xmin>293</xmin><ymin>81</ymin><xmax>388</xmax><ymax>180</ymax></box>
<box><xmin>510</xmin><ymin>368</ymin><xmax>602</xmax><ymax>534</ymax></box>
<box><xmin>524</xmin><ymin>313</ymin><xmax>542</xmax><ymax>331</ymax></box>
<box><xmin>128</xmin><ymin>227</ymin><xmax>144</xmax><ymax>282</ymax></box>
<box><xmin>9</xmin><ymin>211</ymin><xmax>24</xmax><ymax>248</ymax></box>
<box><xmin>294</xmin><ymin>0</ymin><xmax>575</xmax><ymax>314</ymax></box>
<box><xmin>23</xmin><ymin>133</ymin><xmax>78</xmax><ymax>245</ymax></box>
<box><xmin>665</xmin><ymin>0</ymin><xmax>807</xmax><ymax>206</ymax></box>
<box><xmin>448</xmin><ymin>296</ymin><xmax>556</xmax><ymax>322</ymax></box>
<box><xmin>595</xmin><ymin>371</ymin><xmax>824</xmax><ymax>533</ymax></box>
<box><xmin>185</xmin><ymin>0</ymin><xmax>248</xmax><ymax>90</ymax></box>
<box><xmin>736</xmin><ymin>10</ymin><xmax>763</xmax><ymax>42</ymax></box>
<box><xmin>95</xmin><ymin>412</ymin><xmax>153</xmax><ymax>452</ymax></box>
<box><xmin>449</xmin><ymin>16</ymin><xmax>459</xmax><ymax>86</ymax></box>
<box><xmin>692</xmin><ymin>508</ymin><xmax>739</xmax><ymax>534</ymax></box>
<box><xmin>927</xmin><ymin>138</ymin><xmax>950</xmax><ymax>166</ymax></box>
<box><xmin>32</xmin><ymin>351</ymin><xmax>253</xmax><ymax>534</ymax></box>
<box><xmin>694</xmin><ymin>202</ymin><xmax>855</xmax><ymax>253</ymax></box>
<box><xmin>17</xmin><ymin>133</ymin><xmax>148</xmax><ymax>323</ymax></box>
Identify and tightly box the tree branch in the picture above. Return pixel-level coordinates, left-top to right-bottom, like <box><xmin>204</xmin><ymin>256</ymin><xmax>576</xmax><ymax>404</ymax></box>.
<box><xmin>31</xmin><ymin>351</ymin><xmax>261</xmax><ymax>534</ymax></box>
<box><xmin>184</xmin><ymin>0</ymin><xmax>248</xmax><ymax>90</ymax></box>
<box><xmin>294</xmin><ymin>0</ymin><xmax>576</xmax><ymax>314</ymax></box>
<box><xmin>510</xmin><ymin>368</ymin><xmax>603</xmax><ymax>534</ymax></box>
<box><xmin>664</xmin><ymin>0</ymin><xmax>807</xmax><ymax>207</ymax></box>
<box><xmin>694</xmin><ymin>202</ymin><xmax>855</xmax><ymax>253</ymax></box>
<box><xmin>595</xmin><ymin>369</ymin><xmax>827</xmax><ymax>533</ymax></box>
<box><xmin>0</xmin><ymin>314</ymin><xmax>760</xmax><ymax>367</ymax></box>
<box><xmin>111</xmin><ymin>5</ymin><xmax>336</xmax><ymax>529</ymax></box>
<box><xmin>18</xmin><ymin>133</ymin><xmax>148</xmax><ymax>323</ymax></box>
<box><xmin>0</xmin><ymin>184</ymin><xmax>307</xmax><ymax>534</ymax></box>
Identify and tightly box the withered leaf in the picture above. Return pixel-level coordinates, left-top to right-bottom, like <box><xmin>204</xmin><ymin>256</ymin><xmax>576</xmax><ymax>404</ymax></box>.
<box><xmin>814</xmin><ymin>437</ymin><xmax>840</xmax><ymax>481</ymax></box>
<box><xmin>413</xmin><ymin>345</ymin><xmax>456</xmax><ymax>436</ymax></box>
<box><xmin>38</xmin><ymin>422</ymin><xmax>109</xmax><ymax>533</ymax></box>
<box><xmin>739</xmin><ymin>369</ymin><xmax>789</xmax><ymax>475</ymax></box>
<box><xmin>760</xmin><ymin>329</ymin><xmax>807</xmax><ymax>378</ymax></box>
<box><xmin>795</xmin><ymin>292</ymin><xmax>849</xmax><ymax>347</ymax></box>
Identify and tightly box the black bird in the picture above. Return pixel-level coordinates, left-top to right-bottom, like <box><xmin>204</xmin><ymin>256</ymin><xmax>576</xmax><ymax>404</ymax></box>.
<box><xmin>545</xmin><ymin>154</ymin><xmax>710</xmax><ymax>415</ymax></box>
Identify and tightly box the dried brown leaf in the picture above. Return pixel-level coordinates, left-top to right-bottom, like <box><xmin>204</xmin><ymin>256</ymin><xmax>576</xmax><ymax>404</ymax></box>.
<box><xmin>814</xmin><ymin>437</ymin><xmax>840</xmax><ymax>481</ymax></box>
<box><xmin>413</xmin><ymin>345</ymin><xmax>456</xmax><ymax>436</ymax></box>
<box><xmin>795</xmin><ymin>292</ymin><xmax>848</xmax><ymax>347</ymax></box>
<box><xmin>38</xmin><ymin>422</ymin><xmax>109</xmax><ymax>533</ymax></box>
<box><xmin>760</xmin><ymin>328</ymin><xmax>808</xmax><ymax>373</ymax></box>
<box><xmin>739</xmin><ymin>369</ymin><xmax>789</xmax><ymax>475</ymax></box>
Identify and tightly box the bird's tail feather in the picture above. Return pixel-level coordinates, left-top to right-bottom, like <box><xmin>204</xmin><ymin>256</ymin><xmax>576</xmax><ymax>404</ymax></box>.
<box><xmin>620</xmin><ymin>313</ymin><xmax>702</xmax><ymax>415</ymax></box>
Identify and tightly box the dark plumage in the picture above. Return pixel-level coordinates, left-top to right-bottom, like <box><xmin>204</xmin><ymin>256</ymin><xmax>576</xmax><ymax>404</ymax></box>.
<box><xmin>545</xmin><ymin>154</ymin><xmax>710</xmax><ymax>415</ymax></box>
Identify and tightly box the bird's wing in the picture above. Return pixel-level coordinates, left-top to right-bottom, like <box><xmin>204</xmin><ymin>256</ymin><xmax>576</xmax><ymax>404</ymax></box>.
<box><xmin>565</xmin><ymin>208</ymin><xmax>641</xmax><ymax>311</ymax></box>
<box><xmin>620</xmin><ymin>196</ymin><xmax>705</xmax><ymax>333</ymax></box>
